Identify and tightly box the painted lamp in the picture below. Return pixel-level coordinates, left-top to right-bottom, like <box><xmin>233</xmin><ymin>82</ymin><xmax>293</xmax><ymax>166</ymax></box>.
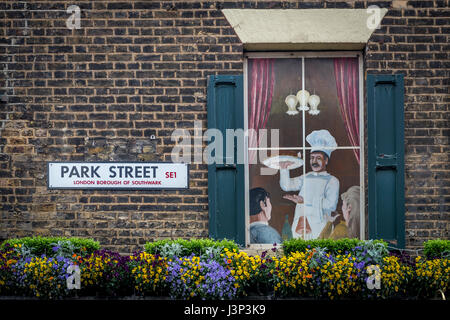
<box><xmin>285</xmin><ymin>94</ymin><xmax>299</xmax><ymax>115</ymax></box>
<box><xmin>308</xmin><ymin>94</ymin><xmax>321</xmax><ymax>115</ymax></box>
<box><xmin>296</xmin><ymin>89</ymin><xmax>310</xmax><ymax>111</ymax></box>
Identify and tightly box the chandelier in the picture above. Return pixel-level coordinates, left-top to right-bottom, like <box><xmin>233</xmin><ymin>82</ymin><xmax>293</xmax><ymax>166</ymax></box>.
<box><xmin>285</xmin><ymin>58</ymin><xmax>321</xmax><ymax>116</ymax></box>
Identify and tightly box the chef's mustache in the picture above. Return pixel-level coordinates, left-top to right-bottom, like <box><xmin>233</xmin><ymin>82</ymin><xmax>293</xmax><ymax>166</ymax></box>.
<box><xmin>311</xmin><ymin>163</ymin><xmax>321</xmax><ymax>167</ymax></box>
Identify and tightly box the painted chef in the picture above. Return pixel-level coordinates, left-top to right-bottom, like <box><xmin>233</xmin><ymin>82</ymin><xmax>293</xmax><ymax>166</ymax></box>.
<box><xmin>279</xmin><ymin>129</ymin><xmax>340</xmax><ymax>239</ymax></box>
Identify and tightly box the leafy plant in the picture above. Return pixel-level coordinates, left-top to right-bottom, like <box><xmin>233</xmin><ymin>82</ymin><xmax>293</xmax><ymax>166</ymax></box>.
<box><xmin>49</xmin><ymin>240</ymin><xmax>77</xmax><ymax>259</ymax></box>
<box><xmin>282</xmin><ymin>238</ymin><xmax>388</xmax><ymax>256</ymax></box>
<box><xmin>423</xmin><ymin>239</ymin><xmax>450</xmax><ymax>259</ymax></box>
<box><xmin>308</xmin><ymin>247</ymin><xmax>330</xmax><ymax>268</ymax></box>
<box><xmin>201</xmin><ymin>245</ymin><xmax>224</xmax><ymax>262</ymax></box>
<box><xmin>144</xmin><ymin>238</ymin><xmax>239</xmax><ymax>257</ymax></box>
<box><xmin>1</xmin><ymin>237</ymin><xmax>99</xmax><ymax>257</ymax></box>
<box><xmin>15</xmin><ymin>243</ymin><xmax>33</xmax><ymax>258</ymax></box>
<box><xmin>158</xmin><ymin>242</ymin><xmax>186</xmax><ymax>259</ymax></box>
<box><xmin>352</xmin><ymin>240</ymin><xmax>389</xmax><ymax>265</ymax></box>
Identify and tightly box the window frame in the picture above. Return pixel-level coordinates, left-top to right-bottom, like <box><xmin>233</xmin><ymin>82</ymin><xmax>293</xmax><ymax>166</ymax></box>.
<box><xmin>243</xmin><ymin>51</ymin><xmax>365</xmax><ymax>248</ymax></box>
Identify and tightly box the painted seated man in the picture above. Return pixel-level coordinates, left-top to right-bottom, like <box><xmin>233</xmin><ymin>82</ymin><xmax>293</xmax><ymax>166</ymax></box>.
<box><xmin>319</xmin><ymin>185</ymin><xmax>360</xmax><ymax>239</ymax></box>
<box><xmin>249</xmin><ymin>187</ymin><xmax>282</xmax><ymax>244</ymax></box>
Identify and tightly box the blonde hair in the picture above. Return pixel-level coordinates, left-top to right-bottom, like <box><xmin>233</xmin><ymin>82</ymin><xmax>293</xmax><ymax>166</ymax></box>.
<box><xmin>341</xmin><ymin>186</ymin><xmax>360</xmax><ymax>239</ymax></box>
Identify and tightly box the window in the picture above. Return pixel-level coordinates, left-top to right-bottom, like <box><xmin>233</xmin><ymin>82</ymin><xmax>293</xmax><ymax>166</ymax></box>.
<box><xmin>244</xmin><ymin>52</ymin><xmax>364</xmax><ymax>246</ymax></box>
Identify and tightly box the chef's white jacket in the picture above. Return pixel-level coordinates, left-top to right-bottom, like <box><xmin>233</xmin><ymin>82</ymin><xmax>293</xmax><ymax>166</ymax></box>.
<box><xmin>280</xmin><ymin>170</ymin><xmax>339</xmax><ymax>239</ymax></box>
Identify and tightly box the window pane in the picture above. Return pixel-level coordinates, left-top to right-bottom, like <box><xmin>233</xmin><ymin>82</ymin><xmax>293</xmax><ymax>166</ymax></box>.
<box><xmin>247</xmin><ymin>57</ymin><xmax>360</xmax><ymax>152</ymax></box>
<box><xmin>247</xmin><ymin>58</ymin><xmax>303</xmax><ymax>150</ymax></box>
<box><xmin>304</xmin><ymin>58</ymin><xmax>360</xmax><ymax>148</ymax></box>
<box><xmin>249</xmin><ymin>149</ymin><xmax>360</xmax><ymax>242</ymax></box>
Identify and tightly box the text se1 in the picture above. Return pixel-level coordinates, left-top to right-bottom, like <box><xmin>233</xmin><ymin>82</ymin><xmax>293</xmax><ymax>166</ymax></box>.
<box><xmin>165</xmin><ymin>172</ymin><xmax>177</xmax><ymax>178</ymax></box>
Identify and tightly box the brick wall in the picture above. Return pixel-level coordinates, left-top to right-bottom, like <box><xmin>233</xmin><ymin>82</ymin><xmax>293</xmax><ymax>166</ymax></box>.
<box><xmin>364</xmin><ymin>0</ymin><xmax>449</xmax><ymax>249</ymax></box>
<box><xmin>0</xmin><ymin>0</ymin><xmax>448</xmax><ymax>253</ymax></box>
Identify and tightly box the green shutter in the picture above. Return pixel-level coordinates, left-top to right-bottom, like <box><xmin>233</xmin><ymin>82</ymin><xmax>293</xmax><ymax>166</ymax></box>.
<box><xmin>207</xmin><ymin>75</ymin><xmax>245</xmax><ymax>246</ymax></box>
<box><xmin>367</xmin><ymin>74</ymin><xmax>405</xmax><ymax>249</ymax></box>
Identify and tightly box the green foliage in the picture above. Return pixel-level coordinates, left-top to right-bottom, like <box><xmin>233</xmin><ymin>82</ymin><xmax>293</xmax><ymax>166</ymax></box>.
<box><xmin>200</xmin><ymin>245</ymin><xmax>225</xmax><ymax>262</ymax></box>
<box><xmin>423</xmin><ymin>239</ymin><xmax>450</xmax><ymax>259</ymax></box>
<box><xmin>354</xmin><ymin>240</ymin><xmax>389</xmax><ymax>265</ymax></box>
<box><xmin>0</xmin><ymin>236</ymin><xmax>100</xmax><ymax>257</ymax></box>
<box><xmin>144</xmin><ymin>238</ymin><xmax>239</xmax><ymax>257</ymax></box>
<box><xmin>156</xmin><ymin>242</ymin><xmax>185</xmax><ymax>259</ymax></box>
<box><xmin>282</xmin><ymin>238</ymin><xmax>388</xmax><ymax>256</ymax></box>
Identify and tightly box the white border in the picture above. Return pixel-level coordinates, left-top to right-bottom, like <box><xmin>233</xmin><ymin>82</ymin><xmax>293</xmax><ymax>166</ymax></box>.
<box><xmin>244</xmin><ymin>51</ymin><xmax>365</xmax><ymax>248</ymax></box>
<box><xmin>243</xmin><ymin>57</ymin><xmax>250</xmax><ymax>247</ymax></box>
<box><xmin>358</xmin><ymin>54</ymin><xmax>365</xmax><ymax>241</ymax></box>
<box><xmin>245</xmin><ymin>52</ymin><xmax>361</xmax><ymax>59</ymax></box>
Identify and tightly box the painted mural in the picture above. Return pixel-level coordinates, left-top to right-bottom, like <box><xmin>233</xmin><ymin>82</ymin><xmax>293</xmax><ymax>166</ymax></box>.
<box><xmin>247</xmin><ymin>57</ymin><xmax>362</xmax><ymax>244</ymax></box>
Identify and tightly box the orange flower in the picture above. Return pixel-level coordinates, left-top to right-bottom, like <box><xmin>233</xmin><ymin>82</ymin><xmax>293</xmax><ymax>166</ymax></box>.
<box><xmin>72</xmin><ymin>253</ymin><xmax>77</xmax><ymax>258</ymax></box>
<box><xmin>6</xmin><ymin>259</ymin><xmax>17</xmax><ymax>267</ymax></box>
<box><xmin>227</xmin><ymin>259</ymin><xmax>232</xmax><ymax>264</ymax></box>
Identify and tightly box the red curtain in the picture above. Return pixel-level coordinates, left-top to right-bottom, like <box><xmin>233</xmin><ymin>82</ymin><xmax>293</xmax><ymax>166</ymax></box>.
<box><xmin>334</xmin><ymin>57</ymin><xmax>360</xmax><ymax>164</ymax></box>
<box><xmin>248</xmin><ymin>58</ymin><xmax>275</xmax><ymax>164</ymax></box>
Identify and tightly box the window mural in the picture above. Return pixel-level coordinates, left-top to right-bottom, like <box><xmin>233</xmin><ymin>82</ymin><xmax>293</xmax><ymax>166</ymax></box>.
<box><xmin>247</xmin><ymin>56</ymin><xmax>362</xmax><ymax>244</ymax></box>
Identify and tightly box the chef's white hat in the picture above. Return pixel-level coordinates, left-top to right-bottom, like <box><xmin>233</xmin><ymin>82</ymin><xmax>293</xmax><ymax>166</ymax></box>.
<box><xmin>306</xmin><ymin>129</ymin><xmax>337</xmax><ymax>159</ymax></box>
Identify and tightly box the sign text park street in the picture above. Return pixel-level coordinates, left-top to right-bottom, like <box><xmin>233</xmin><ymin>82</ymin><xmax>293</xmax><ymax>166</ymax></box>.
<box><xmin>48</xmin><ymin>162</ymin><xmax>189</xmax><ymax>190</ymax></box>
